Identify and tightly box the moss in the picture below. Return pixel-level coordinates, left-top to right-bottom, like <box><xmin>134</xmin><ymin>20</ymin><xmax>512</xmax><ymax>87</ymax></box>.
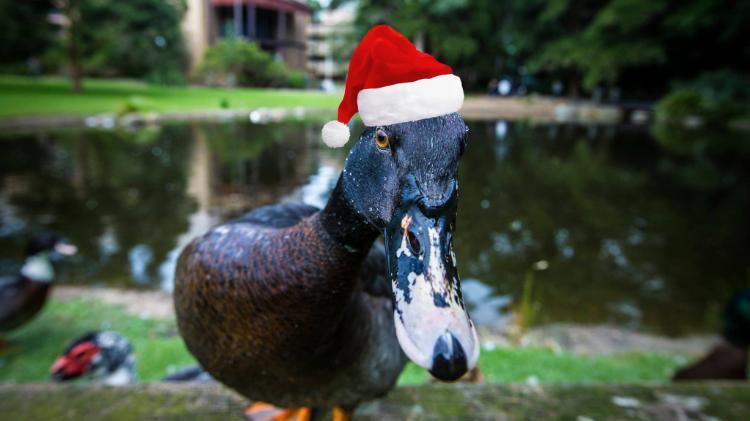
<box><xmin>8</xmin><ymin>383</ymin><xmax>741</xmax><ymax>420</ymax></box>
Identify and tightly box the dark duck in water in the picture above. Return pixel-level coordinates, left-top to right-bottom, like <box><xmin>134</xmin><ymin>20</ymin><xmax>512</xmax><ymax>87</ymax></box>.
<box><xmin>0</xmin><ymin>232</ymin><xmax>77</xmax><ymax>349</ymax></box>
<box><xmin>174</xmin><ymin>25</ymin><xmax>478</xmax><ymax>420</ymax></box>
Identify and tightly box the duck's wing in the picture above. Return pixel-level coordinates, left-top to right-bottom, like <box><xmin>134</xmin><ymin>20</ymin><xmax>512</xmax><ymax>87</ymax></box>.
<box><xmin>230</xmin><ymin>203</ymin><xmax>320</xmax><ymax>228</ymax></box>
<box><xmin>0</xmin><ymin>276</ymin><xmax>22</xmax><ymax>298</ymax></box>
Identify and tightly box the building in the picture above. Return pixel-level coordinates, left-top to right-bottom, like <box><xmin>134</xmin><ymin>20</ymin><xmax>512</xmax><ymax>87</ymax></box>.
<box><xmin>306</xmin><ymin>3</ymin><xmax>355</xmax><ymax>83</ymax></box>
<box><xmin>182</xmin><ymin>0</ymin><xmax>312</xmax><ymax>71</ymax></box>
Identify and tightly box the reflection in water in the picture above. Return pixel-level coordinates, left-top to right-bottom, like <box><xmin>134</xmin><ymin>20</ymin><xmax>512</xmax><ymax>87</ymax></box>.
<box><xmin>0</xmin><ymin>120</ymin><xmax>748</xmax><ymax>336</ymax></box>
<box><xmin>158</xmin><ymin>126</ymin><xmax>219</xmax><ymax>291</ymax></box>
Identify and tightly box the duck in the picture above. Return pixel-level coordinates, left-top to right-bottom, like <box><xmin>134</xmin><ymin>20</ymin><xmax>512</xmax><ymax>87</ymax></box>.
<box><xmin>0</xmin><ymin>232</ymin><xmax>77</xmax><ymax>349</ymax></box>
<box><xmin>50</xmin><ymin>331</ymin><xmax>137</xmax><ymax>386</ymax></box>
<box><xmin>175</xmin><ymin>25</ymin><xmax>479</xmax><ymax>420</ymax></box>
<box><xmin>173</xmin><ymin>25</ymin><xmax>480</xmax><ymax>420</ymax></box>
<box><xmin>673</xmin><ymin>288</ymin><xmax>750</xmax><ymax>381</ymax></box>
<box><xmin>50</xmin><ymin>330</ymin><xmax>212</xmax><ymax>385</ymax></box>
<box><xmin>176</xmin><ymin>115</ymin><xmax>477</xmax><ymax>419</ymax></box>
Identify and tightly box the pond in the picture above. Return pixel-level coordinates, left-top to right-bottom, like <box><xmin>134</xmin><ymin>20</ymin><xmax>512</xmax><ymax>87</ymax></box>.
<box><xmin>1</xmin><ymin>119</ymin><xmax>748</xmax><ymax>336</ymax></box>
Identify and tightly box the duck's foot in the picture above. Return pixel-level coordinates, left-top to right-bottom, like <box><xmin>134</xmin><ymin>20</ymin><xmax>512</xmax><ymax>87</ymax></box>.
<box><xmin>332</xmin><ymin>406</ymin><xmax>354</xmax><ymax>421</ymax></box>
<box><xmin>244</xmin><ymin>402</ymin><xmax>312</xmax><ymax>421</ymax></box>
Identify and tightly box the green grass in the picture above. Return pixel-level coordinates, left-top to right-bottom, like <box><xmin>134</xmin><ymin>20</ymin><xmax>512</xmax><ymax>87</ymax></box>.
<box><xmin>0</xmin><ymin>76</ymin><xmax>339</xmax><ymax>118</ymax></box>
<box><xmin>399</xmin><ymin>347</ymin><xmax>687</xmax><ymax>385</ymax></box>
<box><xmin>0</xmin><ymin>298</ymin><xmax>195</xmax><ymax>382</ymax></box>
<box><xmin>1</xmin><ymin>296</ymin><xmax>689</xmax><ymax>385</ymax></box>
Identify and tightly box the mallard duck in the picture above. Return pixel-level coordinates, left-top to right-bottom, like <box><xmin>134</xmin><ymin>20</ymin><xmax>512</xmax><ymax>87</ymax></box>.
<box><xmin>175</xmin><ymin>25</ymin><xmax>478</xmax><ymax>420</ymax></box>
<box><xmin>673</xmin><ymin>289</ymin><xmax>749</xmax><ymax>381</ymax></box>
<box><xmin>50</xmin><ymin>330</ymin><xmax>212</xmax><ymax>385</ymax></box>
<box><xmin>0</xmin><ymin>232</ymin><xmax>77</xmax><ymax>348</ymax></box>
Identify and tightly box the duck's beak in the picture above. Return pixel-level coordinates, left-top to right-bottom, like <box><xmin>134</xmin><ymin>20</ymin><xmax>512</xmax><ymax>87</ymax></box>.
<box><xmin>384</xmin><ymin>183</ymin><xmax>479</xmax><ymax>381</ymax></box>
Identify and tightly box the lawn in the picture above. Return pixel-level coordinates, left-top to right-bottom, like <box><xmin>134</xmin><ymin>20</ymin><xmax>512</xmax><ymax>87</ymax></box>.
<box><xmin>0</xmin><ymin>296</ymin><xmax>692</xmax><ymax>385</ymax></box>
<box><xmin>0</xmin><ymin>76</ymin><xmax>340</xmax><ymax>118</ymax></box>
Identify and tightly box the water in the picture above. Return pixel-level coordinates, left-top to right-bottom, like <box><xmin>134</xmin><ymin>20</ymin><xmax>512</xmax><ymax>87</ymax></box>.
<box><xmin>1</xmin><ymin>119</ymin><xmax>748</xmax><ymax>336</ymax></box>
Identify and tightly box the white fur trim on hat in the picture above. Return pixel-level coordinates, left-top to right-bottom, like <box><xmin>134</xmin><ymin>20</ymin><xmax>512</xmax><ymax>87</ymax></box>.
<box><xmin>322</xmin><ymin>120</ymin><xmax>350</xmax><ymax>148</ymax></box>
<box><xmin>357</xmin><ymin>74</ymin><xmax>463</xmax><ymax>127</ymax></box>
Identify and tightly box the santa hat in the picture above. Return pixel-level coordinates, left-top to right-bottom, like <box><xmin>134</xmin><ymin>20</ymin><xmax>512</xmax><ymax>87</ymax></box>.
<box><xmin>321</xmin><ymin>25</ymin><xmax>464</xmax><ymax>148</ymax></box>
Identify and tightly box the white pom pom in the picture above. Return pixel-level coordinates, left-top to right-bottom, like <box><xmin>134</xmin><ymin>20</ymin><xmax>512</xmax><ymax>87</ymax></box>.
<box><xmin>321</xmin><ymin>120</ymin><xmax>350</xmax><ymax>148</ymax></box>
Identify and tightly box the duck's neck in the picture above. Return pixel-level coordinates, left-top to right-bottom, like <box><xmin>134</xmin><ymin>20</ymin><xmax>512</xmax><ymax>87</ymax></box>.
<box><xmin>318</xmin><ymin>177</ymin><xmax>380</xmax><ymax>253</ymax></box>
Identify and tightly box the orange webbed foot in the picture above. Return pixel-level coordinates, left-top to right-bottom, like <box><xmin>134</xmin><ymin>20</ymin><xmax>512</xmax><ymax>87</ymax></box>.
<box><xmin>332</xmin><ymin>406</ymin><xmax>354</xmax><ymax>421</ymax></box>
<box><xmin>245</xmin><ymin>402</ymin><xmax>312</xmax><ymax>421</ymax></box>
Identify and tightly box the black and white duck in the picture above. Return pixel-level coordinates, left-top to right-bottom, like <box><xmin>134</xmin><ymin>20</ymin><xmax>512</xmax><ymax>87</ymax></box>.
<box><xmin>0</xmin><ymin>232</ymin><xmax>77</xmax><ymax>348</ymax></box>
<box><xmin>50</xmin><ymin>330</ymin><xmax>212</xmax><ymax>385</ymax></box>
<box><xmin>50</xmin><ymin>331</ymin><xmax>137</xmax><ymax>386</ymax></box>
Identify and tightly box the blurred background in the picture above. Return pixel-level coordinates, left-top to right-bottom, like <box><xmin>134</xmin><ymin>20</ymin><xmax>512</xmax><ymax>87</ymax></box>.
<box><xmin>0</xmin><ymin>0</ymin><xmax>748</xmax><ymax>386</ymax></box>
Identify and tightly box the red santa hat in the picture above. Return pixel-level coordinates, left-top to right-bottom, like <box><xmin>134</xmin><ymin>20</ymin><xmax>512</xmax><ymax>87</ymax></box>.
<box><xmin>321</xmin><ymin>25</ymin><xmax>464</xmax><ymax>147</ymax></box>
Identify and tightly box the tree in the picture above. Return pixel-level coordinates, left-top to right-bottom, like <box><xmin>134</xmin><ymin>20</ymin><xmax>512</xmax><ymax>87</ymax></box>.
<box><xmin>348</xmin><ymin>0</ymin><xmax>749</xmax><ymax>99</ymax></box>
<box><xmin>54</xmin><ymin>0</ymin><xmax>188</xmax><ymax>91</ymax></box>
<box><xmin>0</xmin><ymin>0</ymin><xmax>55</xmax><ymax>72</ymax></box>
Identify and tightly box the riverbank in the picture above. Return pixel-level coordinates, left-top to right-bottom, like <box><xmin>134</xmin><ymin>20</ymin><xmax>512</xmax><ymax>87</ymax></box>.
<box><xmin>0</xmin><ymin>76</ymin><xmax>339</xmax><ymax>118</ymax></box>
<box><xmin>0</xmin><ymin>76</ymin><xmax>624</xmax><ymax>131</ymax></box>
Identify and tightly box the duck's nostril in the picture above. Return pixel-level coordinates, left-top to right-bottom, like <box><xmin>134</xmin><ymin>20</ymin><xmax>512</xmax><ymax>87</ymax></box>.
<box><xmin>429</xmin><ymin>331</ymin><xmax>468</xmax><ymax>382</ymax></box>
<box><xmin>407</xmin><ymin>229</ymin><xmax>421</xmax><ymax>255</ymax></box>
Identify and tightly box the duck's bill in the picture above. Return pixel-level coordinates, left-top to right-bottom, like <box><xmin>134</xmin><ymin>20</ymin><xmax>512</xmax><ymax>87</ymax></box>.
<box><xmin>384</xmin><ymin>200</ymin><xmax>479</xmax><ymax>382</ymax></box>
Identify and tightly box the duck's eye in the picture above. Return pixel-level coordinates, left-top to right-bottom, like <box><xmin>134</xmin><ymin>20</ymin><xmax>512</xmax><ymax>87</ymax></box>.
<box><xmin>374</xmin><ymin>128</ymin><xmax>389</xmax><ymax>149</ymax></box>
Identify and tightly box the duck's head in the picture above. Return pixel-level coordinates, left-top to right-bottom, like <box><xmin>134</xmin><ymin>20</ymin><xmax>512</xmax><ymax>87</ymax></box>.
<box><xmin>341</xmin><ymin>112</ymin><xmax>478</xmax><ymax>381</ymax></box>
<box><xmin>21</xmin><ymin>232</ymin><xmax>77</xmax><ymax>283</ymax></box>
<box><xmin>50</xmin><ymin>331</ymin><xmax>136</xmax><ymax>385</ymax></box>
<box><xmin>26</xmin><ymin>231</ymin><xmax>78</xmax><ymax>260</ymax></box>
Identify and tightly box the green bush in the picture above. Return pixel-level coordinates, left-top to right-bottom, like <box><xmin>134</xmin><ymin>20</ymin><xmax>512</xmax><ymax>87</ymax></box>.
<box><xmin>198</xmin><ymin>39</ymin><xmax>305</xmax><ymax>88</ymax></box>
<box><xmin>71</xmin><ymin>0</ymin><xmax>188</xmax><ymax>84</ymax></box>
<box><xmin>286</xmin><ymin>70</ymin><xmax>307</xmax><ymax>89</ymax></box>
<box><xmin>655</xmin><ymin>89</ymin><xmax>705</xmax><ymax>124</ymax></box>
<box><xmin>656</xmin><ymin>70</ymin><xmax>750</xmax><ymax>126</ymax></box>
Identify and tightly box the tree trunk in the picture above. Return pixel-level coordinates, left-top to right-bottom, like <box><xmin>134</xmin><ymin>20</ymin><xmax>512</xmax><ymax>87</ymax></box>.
<box><xmin>567</xmin><ymin>73</ymin><xmax>580</xmax><ymax>99</ymax></box>
<box><xmin>69</xmin><ymin>34</ymin><xmax>82</xmax><ymax>93</ymax></box>
<box><xmin>66</xmin><ymin>0</ymin><xmax>83</xmax><ymax>93</ymax></box>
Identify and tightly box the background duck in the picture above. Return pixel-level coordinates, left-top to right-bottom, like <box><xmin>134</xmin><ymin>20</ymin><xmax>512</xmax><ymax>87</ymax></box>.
<box><xmin>50</xmin><ymin>331</ymin><xmax>137</xmax><ymax>386</ymax></box>
<box><xmin>50</xmin><ymin>331</ymin><xmax>212</xmax><ymax>385</ymax></box>
<box><xmin>0</xmin><ymin>232</ymin><xmax>77</xmax><ymax>350</ymax></box>
<box><xmin>673</xmin><ymin>288</ymin><xmax>750</xmax><ymax>381</ymax></box>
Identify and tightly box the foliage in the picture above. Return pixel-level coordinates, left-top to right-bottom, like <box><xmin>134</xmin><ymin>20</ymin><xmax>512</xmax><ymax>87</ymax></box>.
<box><xmin>0</xmin><ymin>76</ymin><xmax>339</xmax><ymax>117</ymax></box>
<box><xmin>655</xmin><ymin>70</ymin><xmax>750</xmax><ymax>125</ymax></box>
<box><xmin>350</xmin><ymin>0</ymin><xmax>749</xmax><ymax>98</ymax></box>
<box><xmin>198</xmin><ymin>39</ymin><xmax>295</xmax><ymax>88</ymax></box>
<box><xmin>529</xmin><ymin>0</ymin><xmax>666</xmax><ymax>90</ymax></box>
<box><xmin>80</xmin><ymin>0</ymin><xmax>187</xmax><ymax>83</ymax></box>
<box><xmin>286</xmin><ymin>70</ymin><xmax>308</xmax><ymax>90</ymax></box>
<box><xmin>0</xmin><ymin>0</ymin><xmax>55</xmax><ymax>72</ymax></box>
